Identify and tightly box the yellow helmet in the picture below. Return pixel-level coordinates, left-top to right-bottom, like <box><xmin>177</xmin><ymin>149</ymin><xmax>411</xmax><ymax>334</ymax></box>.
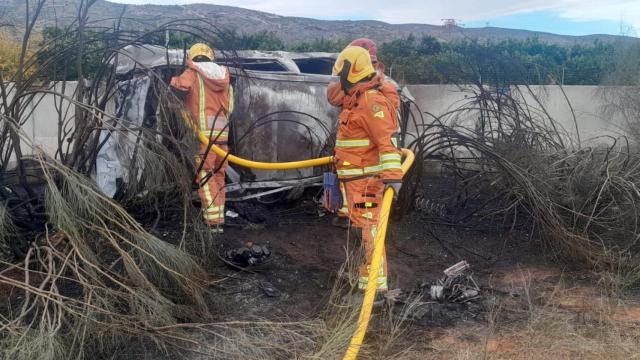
<box><xmin>332</xmin><ymin>46</ymin><xmax>376</xmax><ymax>86</ymax></box>
<box><xmin>189</xmin><ymin>43</ymin><xmax>215</xmax><ymax>61</ymax></box>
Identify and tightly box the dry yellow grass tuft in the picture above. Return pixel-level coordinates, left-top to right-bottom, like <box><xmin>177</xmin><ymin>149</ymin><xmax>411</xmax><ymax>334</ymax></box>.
<box><xmin>0</xmin><ymin>30</ymin><xmax>37</xmax><ymax>76</ymax></box>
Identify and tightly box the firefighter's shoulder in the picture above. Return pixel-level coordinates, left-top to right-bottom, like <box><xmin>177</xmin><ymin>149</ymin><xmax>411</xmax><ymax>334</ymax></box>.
<box><xmin>362</xmin><ymin>89</ymin><xmax>390</xmax><ymax>119</ymax></box>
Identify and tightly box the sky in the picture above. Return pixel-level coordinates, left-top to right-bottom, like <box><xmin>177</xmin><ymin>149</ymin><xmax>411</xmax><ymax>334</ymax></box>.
<box><xmin>107</xmin><ymin>0</ymin><xmax>640</xmax><ymax>36</ymax></box>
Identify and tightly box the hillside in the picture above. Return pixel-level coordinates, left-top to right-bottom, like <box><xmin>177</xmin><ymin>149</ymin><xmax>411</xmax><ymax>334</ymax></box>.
<box><xmin>1</xmin><ymin>0</ymin><xmax>638</xmax><ymax>46</ymax></box>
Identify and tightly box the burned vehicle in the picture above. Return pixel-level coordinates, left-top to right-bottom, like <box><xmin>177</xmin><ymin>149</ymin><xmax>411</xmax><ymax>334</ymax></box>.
<box><xmin>101</xmin><ymin>45</ymin><xmax>410</xmax><ymax>202</ymax></box>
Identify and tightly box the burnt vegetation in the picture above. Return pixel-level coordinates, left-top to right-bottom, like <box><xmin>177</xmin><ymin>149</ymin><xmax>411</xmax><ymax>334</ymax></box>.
<box><xmin>0</xmin><ymin>0</ymin><xmax>640</xmax><ymax>359</ymax></box>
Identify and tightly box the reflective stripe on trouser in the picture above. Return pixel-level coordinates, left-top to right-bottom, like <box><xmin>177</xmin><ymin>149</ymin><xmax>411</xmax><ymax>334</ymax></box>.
<box><xmin>335</xmin><ymin>138</ymin><xmax>370</xmax><ymax>148</ymax></box>
<box><xmin>196</xmin><ymin>143</ymin><xmax>228</xmax><ymax>226</ymax></box>
<box><xmin>344</xmin><ymin>177</ymin><xmax>388</xmax><ymax>292</ymax></box>
<box><xmin>336</xmin><ymin>164</ymin><xmax>383</xmax><ymax>177</ymax></box>
<box><xmin>357</xmin><ymin>224</ymin><xmax>388</xmax><ymax>292</ymax></box>
<box><xmin>336</xmin><ymin>152</ymin><xmax>402</xmax><ymax>178</ymax></box>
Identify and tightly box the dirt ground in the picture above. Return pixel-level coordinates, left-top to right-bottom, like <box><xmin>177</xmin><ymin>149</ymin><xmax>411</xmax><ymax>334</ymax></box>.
<box><xmin>4</xmin><ymin>186</ymin><xmax>638</xmax><ymax>359</ymax></box>
<box><xmin>144</xmin><ymin>193</ymin><xmax>640</xmax><ymax>359</ymax></box>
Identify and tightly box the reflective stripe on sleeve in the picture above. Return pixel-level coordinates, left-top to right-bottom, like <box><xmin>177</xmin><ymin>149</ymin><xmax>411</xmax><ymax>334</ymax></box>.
<box><xmin>380</xmin><ymin>153</ymin><xmax>402</xmax><ymax>162</ymax></box>
<box><xmin>381</xmin><ymin>162</ymin><xmax>402</xmax><ymax>170</ymax></box>
<box><xmin>364</xmin><ymin>165</ymin><xmax>382</xmax><ymax>174</ymax></box>
<box><xmin>337</xmin><ymin>168</ymin><xmax>364</xmax><ymax>176</ymax></box>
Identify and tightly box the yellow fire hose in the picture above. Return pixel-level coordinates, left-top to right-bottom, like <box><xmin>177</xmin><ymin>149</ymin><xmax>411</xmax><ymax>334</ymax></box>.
<box><xmin>193</xmin><ymin>122</ymin><xmax>415</xmax><ymax>360</ymax></box>
<box><xmin>342</xmin><ymin>147</ymin><xmax>414</xmax><ymax>360</ymax></box>
<box><xmin>197</xmin><ymin>130</ymin><xmax>333</xmax><ymax>169</ymax></box>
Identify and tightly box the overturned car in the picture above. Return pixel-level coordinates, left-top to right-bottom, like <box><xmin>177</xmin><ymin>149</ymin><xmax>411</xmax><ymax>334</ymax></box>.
<box><xmin>101</xmin><ymin>45</ymin><xmax>410</xmax><ymax>202</ymax></box>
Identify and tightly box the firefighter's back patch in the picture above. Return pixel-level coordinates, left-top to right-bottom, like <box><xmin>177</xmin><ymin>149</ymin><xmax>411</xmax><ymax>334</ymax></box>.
<box><xmin>372</xmin><ymin>104</ymin><xmax>385</xmax><ymax>118</ymax></box>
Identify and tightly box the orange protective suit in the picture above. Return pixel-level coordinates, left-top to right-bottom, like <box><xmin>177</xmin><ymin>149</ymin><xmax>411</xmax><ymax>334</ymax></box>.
<box><xmin>332</xmin><ymin>75</ymin><xmax>403</xmax><ymax>292</ymax></box>
<box><xmin>326</xmin><ymin>74</ymin><xmax>400</xmax><ymax>110</ymax></box>
<box><xmin>171</xmin><ymin>59</ymin><xmax>234</xmax><ymax>226</ymax></box>
<box><xmin>329</xmin><ymin>73</ymin><xmax>400</xmax><ymax>221</ymax></box>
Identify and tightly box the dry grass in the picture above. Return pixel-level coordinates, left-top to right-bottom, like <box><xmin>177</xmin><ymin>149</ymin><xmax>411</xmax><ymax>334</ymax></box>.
<box><xmin>309</xmin><ymin>240</ymin><xmax>363</xmax><ymax>360</ymax></box>
<box><xmin>308</xmin><ymin>234</ymin><xmax>432</xmax><ymax>360</ymax></box>
<box><xmin>417</xmin><ymin>276</ymin><xmax>640</xmax><ymax>360</ymax></box>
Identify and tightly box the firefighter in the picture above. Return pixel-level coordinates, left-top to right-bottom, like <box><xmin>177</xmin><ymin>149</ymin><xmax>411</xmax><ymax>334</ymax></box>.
<box><xmin>327</xmin><ymin>38</ymin><xmax>401</xmax><ymax>223</ymax></box>
<box><xmin>171</xmin><ymin>43</ymin><xmax>234</xmax><ymax>232</ymax></box>
<box><xmin>331</xmin><ymin>46</ymin><xmax>403</xmax><ymax>293</ymax></box>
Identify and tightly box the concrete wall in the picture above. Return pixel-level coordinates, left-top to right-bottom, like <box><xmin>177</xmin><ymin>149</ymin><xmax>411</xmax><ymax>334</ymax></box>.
<box><xmin>15</xmin><ymin>84</ymin><xmax>629</xmax><ymax>162</ymax></box>
<box><xmin>11</xmin><ymin>82</ymin><xmax>78</xmax><ymax>160</ymax></box>
<box><xmin>405</xmin><ymin>85</ymin><xmax>626</xmax><ymax>143</ymax></box>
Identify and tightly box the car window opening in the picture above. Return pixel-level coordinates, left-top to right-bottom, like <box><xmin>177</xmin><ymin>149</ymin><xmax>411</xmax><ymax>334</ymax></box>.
<box><xmin>293</xmin><ymin>58</ymin><xmax>334</xmax><ymax>75</ymax></box>
<box><xmin>220</xmin><ymin>59</ymin><xmax>289</xmax><ymax>72</ymax></box>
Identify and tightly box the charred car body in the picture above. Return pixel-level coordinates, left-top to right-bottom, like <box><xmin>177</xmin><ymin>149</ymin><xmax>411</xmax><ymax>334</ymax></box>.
<box><xmin>102</xmin><ymin>45</ymin><xmax>410</xmax><ymax>202</ymax></box>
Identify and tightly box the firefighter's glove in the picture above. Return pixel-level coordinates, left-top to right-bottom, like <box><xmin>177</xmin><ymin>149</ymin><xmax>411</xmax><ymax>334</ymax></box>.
<box><xmin>384</xmin><ymin>181</ymin><xmax>402</xmax><ymax>201</ymax></box>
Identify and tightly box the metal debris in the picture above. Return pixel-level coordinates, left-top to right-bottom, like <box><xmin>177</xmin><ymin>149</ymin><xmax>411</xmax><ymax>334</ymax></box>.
<box><xmin>414</xmin><ymin>196</ymin><xmax>447</xmax><ymax>217</ymax></box>
<box><xmin>375</xmin><ymin>261</ymin><xmax>484</xmax><ymax>326</ymax></box>
<box><xmin>429</xmin><ymin>260</ymin><xmax>481</xmax><ymax>303</ymax></box>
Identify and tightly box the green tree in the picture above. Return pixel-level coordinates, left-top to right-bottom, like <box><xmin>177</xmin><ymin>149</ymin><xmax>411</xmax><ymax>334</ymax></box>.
<box><xmin>225</xmin><ymin>30</ymin><xmax>286</xmax><ymax>51</ymax></box>
<box><xmin>39</xmin><ymin>26</ymin><xmax>110</xmax><ymax>81</ymax></box>
<box><xmin>563</xmin><ymin>41</ymin><xmax>614</xmax><ymax>85</ymax></box>
<box><xmin>289</xmin><ymin>38</ymin><xmax>349</xmax><ymax>53</ymax></box>
<box><xmin>37</xmin><ymin>27</ymin><xmax>626</xmax><ymax>85</ymax></box>
<box><xmin>379</xmin><ymin>35</ymin><xmax>445</xmax><ymax>83</ymax></box>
